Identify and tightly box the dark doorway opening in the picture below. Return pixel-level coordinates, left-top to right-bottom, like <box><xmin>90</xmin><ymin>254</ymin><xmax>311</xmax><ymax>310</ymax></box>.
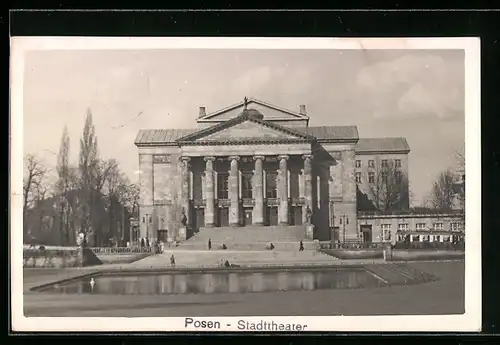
<box><xmin>290</xmin><ymin>206</ymin><xmax>303</xmax><ymax>225</ymax></box>
<box><xmin>157</xmin><ymin>230</ymin><xmax>168</xmax><ymax>243</ymax></box>
<box><xmin>267</xmin><ymin>207</ymin><xmax>278</xmax><ymax>226</ymax></box>
<box><xmin>194</xmin><ymin>208</ymin><xmax>205</xmax><ymax>229</ymax></box>
<box><xmin>218</xmin><ymin>207</ymin><xmax>229</xmax><ymax>227</ymax></box>
<box><xmin>243</xmin><ymin>208</ymin><xmax>253</xmax><ymax>226</ymax></box>
<box><xmin>360</xmin><ymin>225</ymin><xmax>372</xmax><ymax>243</ymax></box>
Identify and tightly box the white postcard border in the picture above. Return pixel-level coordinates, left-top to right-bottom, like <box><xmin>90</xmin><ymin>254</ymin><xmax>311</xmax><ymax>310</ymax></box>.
<box><xmin>10</xmin><ymin>37</ymin><xmax>481</xmax><ymax>333</ymax></box>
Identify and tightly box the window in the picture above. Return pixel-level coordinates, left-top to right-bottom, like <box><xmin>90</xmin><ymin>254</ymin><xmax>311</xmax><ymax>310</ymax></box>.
<box><xmin>411</xmin><ymin>235</ymin><xmax>420</xmax><ymax>242</ymax></box>
<box><xmin>368</xmin><ymin>172</ymin><xmax>375</xmax><ymax>183</ymax></box>
<box><xmin>432</xmin><ymin>235</ymin><xmax>441</xmax><ymax>242</ymax></box>
<box><xmin>266</xmin><ymin>171</ymin><xmax>278</xmax><ymax>198</ymax></box>
<box><xmin>395</xmin><ymin>159</ymin><xmax>402</xmax><ymax>168</ymax></box>
<box><xmin>355</xmin><ymin>172</ymin><xmax>362</xmax><ymax>183</ymax></box>
<box><xmin>395</xmin><ymin>171</ymin><xmax>403</xmax><ymax>183</ymax></box>
<box><xmin>381</xmin><ymin>159</ymin><xmax>388</xmax><ymax>168</ymax></box>
<box><xmin>381</xmin><ymin>224</ymin><xmax>391</xmax><ymax>241</ymax></box>
<box><xmin>416</xmin><ymin>223</ymin><xmax>426</xmax><ymax>231</ymax></box>
<box><xmin>398</xmin><ymin>223</ymin><xmax>409</xmax><ymax>232</ymax></box>
<box><xmin>368</xmin><ymin>160</ymin><xmax>375</xmax><ymax>168</ymax></box>
<box><xmin>355</xmin><ymin>160</ymin><xmax>361</xmax><ymax>168</ymax></box>
<box><xmin>450</xmin><ymin>222</ymin><xmax>462</xmax><ymax>232</ymax></box>
<box><xmin>241</xmin><ymin>172</ymin><xmax>253</xmax><ymax>199</ymax></box>
<box><xmin>433</xmin><ymin>223</ymin><xmax>443</xmax><ymax>231</ymax></box>
<box><xmin>217</xmin><ymin>173</ymin><xmax>229</xmax><ymax>199</ymax></box>
<box><xmin>421</xmin><ymin>234</ymin><xmax>430</xmax><ymax>242</ymax></box>
<box><xmin>381</xmin><ymin>172</ymin><xmax>388</xmax><ymax>183</ymax></box>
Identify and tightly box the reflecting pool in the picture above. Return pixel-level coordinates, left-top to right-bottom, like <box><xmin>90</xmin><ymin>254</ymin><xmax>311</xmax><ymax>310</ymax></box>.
<box><xmin>35</xmin><ymin>268</ymin><xmax>385</xmax><ymax>295</ymax></box>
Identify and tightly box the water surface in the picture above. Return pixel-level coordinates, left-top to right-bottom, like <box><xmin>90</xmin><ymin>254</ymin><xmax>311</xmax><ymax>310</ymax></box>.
<box><xmin>37</xmin><ymin>269</ymin><xmax>384</xmax><ymax>295</ymax></box>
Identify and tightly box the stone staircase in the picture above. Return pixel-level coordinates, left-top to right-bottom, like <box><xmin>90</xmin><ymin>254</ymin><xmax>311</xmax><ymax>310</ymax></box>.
<box><xmin>131</xmin><ymin>249</ymin><xmax>337</xmax><ymax>269</ymax></box>
<box><xmin>364</xmin><ymin>263</ymin><xmax>438</xmax><ymax>286</ymax></box>
<box><xmin>179</xmin><ymin>225</ymin><xmax>312</xmax><ymax>251</ymax></box>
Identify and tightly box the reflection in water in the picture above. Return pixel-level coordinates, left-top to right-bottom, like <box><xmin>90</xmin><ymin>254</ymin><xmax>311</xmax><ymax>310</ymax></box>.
<box><xmin>40</xmin><ymin>269</ymin><xmax>383</xmax><ymax>295</ymax></box>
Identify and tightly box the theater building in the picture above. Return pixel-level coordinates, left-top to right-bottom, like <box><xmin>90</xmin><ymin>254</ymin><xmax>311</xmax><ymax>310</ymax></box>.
<box><xmin>134</xmin><ymin>98</ymin><xmax>411</xmax><ymax>244</ymax></box>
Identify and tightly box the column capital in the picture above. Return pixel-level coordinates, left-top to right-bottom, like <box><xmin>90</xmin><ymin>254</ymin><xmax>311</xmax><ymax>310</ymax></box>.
<box><xmin>180</xmin><ymin>156</ymin><xmax>191</xmax><ymax>162</ymax></box>
<box><xmin>253</xmin><ymin>155</ymin><xmax>265</xmax><ymax>161</ymax></box>
<box><xmin>278</xmin><ymin>155</ymin><xmax>289</xmax><ymax>161</ymax></box>
<box><xmin>302</xmin><ymin>154</ymin><xmax>314</xmax><ymax>161</ymax></box>
<box><xmin>203</xmin><ymin>156</ymin><xmax>216</xmax><ymax>162</ymax></box>
<box><xmin>228</xmin><ymin>155</ymin><xmax>240</xmax><ymax>161</ymax></box>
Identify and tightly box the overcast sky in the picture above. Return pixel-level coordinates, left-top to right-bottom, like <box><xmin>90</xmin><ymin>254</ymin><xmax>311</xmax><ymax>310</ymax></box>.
<box><xmin>23</xmin><ymin>48</ymin><xmax>465</xmax><ymax>206</ymax></box>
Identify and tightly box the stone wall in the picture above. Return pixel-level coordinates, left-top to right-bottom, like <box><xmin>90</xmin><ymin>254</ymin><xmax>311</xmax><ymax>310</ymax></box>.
<box><xmin>319</xmin><ymin>143</ymin><xmax>359</xmax><ymax>241</ymax></box>
<box><xmin>138</xmin><ymin>147</ymin><xmax>183</xmax><ymax>243</ymax></box>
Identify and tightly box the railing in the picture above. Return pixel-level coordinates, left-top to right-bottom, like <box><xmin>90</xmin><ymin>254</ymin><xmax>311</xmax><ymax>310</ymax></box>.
<box><xmin>358</xmin><ymin>210</ymin><xmax>465</xmax><ymax>217</ymax></box>
<box><xmin>216</xmin><ymin>199</ymin><xmax>231</xmax><ymax>207</ymax></box>
<box><xmin>242</xmin><ymin>198</ymin><xmax>255</xmax><ymax>206</ymax></box>
<box><xmin>331</xmin><ymin>242</ymin><xmax>389</xmax><ymax>249</ymax></box>
<box><xmin>290</xmin><ymin>197</ymin><xmax>305</xmax><ymax>206</ymax></box>
<box><xmin>266</xmin><ymin>198</ymin><xmax>280</xmax><ymax>206</ymax></box>
<box><xmin>89</xmin><ymin>246</ymin><xmax>154</xmax><ymax>254</ymax></box>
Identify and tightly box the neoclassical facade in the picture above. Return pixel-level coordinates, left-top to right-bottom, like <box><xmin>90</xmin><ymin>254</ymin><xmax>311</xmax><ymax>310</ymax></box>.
<box><xmin>134</xmin><ymin>98</ymin><xmax>410</xmax><ymax>243</ymax></box>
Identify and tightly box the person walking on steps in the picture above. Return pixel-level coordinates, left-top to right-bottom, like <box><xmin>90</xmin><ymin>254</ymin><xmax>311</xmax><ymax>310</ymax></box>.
<box><xmin>170</xmin><ymin>254</ymin><xmax>176</xmax><ymax>267</ymax></box>
<box><xmin>208</xmin><ymin>238</ymin><xmax>212</xmax><ymax>250</ymax></box>
<box><xmin>299</xmin><ymin>240</ymin><xmax>304</xmax><ymax>252</ymax></box>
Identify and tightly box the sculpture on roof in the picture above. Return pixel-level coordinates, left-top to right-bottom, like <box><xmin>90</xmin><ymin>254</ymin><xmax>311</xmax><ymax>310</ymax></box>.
<box><xmin>244</xmin><ymin>96</ymin><xmax>248</xmax><ymax>110</ymax></box>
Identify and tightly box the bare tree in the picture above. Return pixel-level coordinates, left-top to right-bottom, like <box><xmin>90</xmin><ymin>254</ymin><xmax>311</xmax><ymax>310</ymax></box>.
<box><xmin>430</xmin><ymin>169</ymin><xmax>456</xmax><ymax>211</ymax></box>
<box><xmin>23</xmin><ymin>154</ymin><xmax>47</xmax><ymax>220</ymax></box>
<box><xmin>368</xmin><ymin>159</ymin><xmax>410</xmax><ymax>212</ymax></box>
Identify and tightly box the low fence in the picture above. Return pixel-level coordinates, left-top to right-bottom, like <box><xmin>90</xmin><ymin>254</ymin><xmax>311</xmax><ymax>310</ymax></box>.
<box><xmin>89</xmin><ymin>246</ymin><xmax>154</xmax><ymax>254</ymax></box>
<box><xmin>23</xmin><ymin>248</ymin><xmax>81</xmax><ymax>268</ymax></box>
<box><xmin>316</xmin><ymin>241</ymin><xmax>465</xmax><ymax>251</ymax></box>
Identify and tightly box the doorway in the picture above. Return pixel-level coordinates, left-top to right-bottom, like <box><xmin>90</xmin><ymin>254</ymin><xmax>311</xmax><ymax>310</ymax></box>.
<box><xmin>243</xmin><ymin>208</ymin><xmax>253</xmax><ymax>226</ymax></box>
<box><xmin>194</xmin><ymin>209</ymin><xmax>205</xmax><ymax>229</ymax></box>
<box><xmin>218</xmin><ymin>207</ymin><xmax>229</xmax><ymax>227</ymax></box>
<box><xmin>267</xmin><ymin>207</ymin><xmax>278</xmax><ymax>226</ymax></box>
<box><xmin>157</xmin><ymin>230</ymin><xmax>169</xmax><ymax>243</ymax></box>
<box><xmin>291</xmin><ymin>206</ymin><xmax>303</xmax><ymax>226</ymax></box>
<box><xmin>360</xmin><ymin>225</ymin><xmax>372</xmax><ymax>243</ymax></box>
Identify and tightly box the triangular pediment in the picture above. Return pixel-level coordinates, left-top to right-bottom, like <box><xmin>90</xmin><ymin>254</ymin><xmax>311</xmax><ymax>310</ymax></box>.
<box><xmin>198</xmin><ymin>98</ymin><xmax>309</xmax><ymax>123</ymax></box>
<box><xmin>177</xmin><ymin>115</ymin><xmax>313</xmax><ymax>143</ymax></box>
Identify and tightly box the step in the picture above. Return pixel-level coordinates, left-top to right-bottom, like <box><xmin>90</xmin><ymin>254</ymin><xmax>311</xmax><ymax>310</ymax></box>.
<box><xmin>179</xmin><ymin>241</ymin><xmax>317</xmax><ymax>251</ymax></box>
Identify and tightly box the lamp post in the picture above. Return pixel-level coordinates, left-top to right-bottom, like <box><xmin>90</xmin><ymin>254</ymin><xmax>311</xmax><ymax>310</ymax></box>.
<box><xmin>144</xmin><ymin>213</ymin><xmax>150</xmax><ymax>241</ymax></box>
<box><xmin>339</xmin><ymin>214</ymin><xmax>349</xmax><ymax>244</ymax></box>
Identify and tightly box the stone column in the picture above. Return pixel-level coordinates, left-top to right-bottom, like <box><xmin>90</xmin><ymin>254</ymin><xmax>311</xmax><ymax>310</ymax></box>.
<box><xmin>180</xmin><ymin>156</ymin><xmax>191</xmax><ymax>222</ymax></box>
<box><xmin>303</xmin><ymin>154</ymin><xmax>313</xmax><ymax>220</ymax></box>
<box><xmin>139</xmin><ymin>154</ymin><xmax>154</xmax><ymax>241</ymax></box>
<box><xmin>229</xmin><ymin>156</ymin><xmax>240</xmax><ymax>227</ymax></box>
<box><xmin>204</xmin><ymin>156</ymin><xmax>216</xmax><ymax>227</ymax></box>
<box><xmin>253</xmin><ymin>156</ymin><xmax>265</xmax><ymax>225</ymax></box>
<box><xmin>278</xmin><ymin>155</ymin><xmax>289</xmax><ymax>225</ymax></box>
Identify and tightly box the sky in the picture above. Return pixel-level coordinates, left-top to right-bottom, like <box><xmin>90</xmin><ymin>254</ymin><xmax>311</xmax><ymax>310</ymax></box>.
<box><xmin>23</xmin><ymin>48</ymin><xmax>465</xmax><ymax>206</ymax></box>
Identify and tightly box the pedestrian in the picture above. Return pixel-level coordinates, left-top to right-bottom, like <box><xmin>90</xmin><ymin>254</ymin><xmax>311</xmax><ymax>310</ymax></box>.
<box><xmin>208</xmin><ymin>238</ymin><xmax>212</xmax><ymax>250</ymax></box>
<box><xmin>146</xmin><ymin>238</ymin><xmax>150</xmax><ymax>248</ymax></box>
<box><xmin>299</xmin><ymin>240</ymin><xmax>304</xmax><ymax>252</ymax></box>
<box><xmin>170</xmin><ymin>254</ymin><xmax>176</xmax><ymax>267</ymax></box>
<box><xmin>270</xmin><ymin>243</ymin><xmax>275</xmax><ymax>250</ymax></box>
<box><xmin>222</xmin><ymin>243</ymin><xmax>227</xmax><ymax>250</ymax></box>
<box><xmin>141</xmin><ymin>238</ymin><xmax>145</xmax><ymax>249</ymax></box>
